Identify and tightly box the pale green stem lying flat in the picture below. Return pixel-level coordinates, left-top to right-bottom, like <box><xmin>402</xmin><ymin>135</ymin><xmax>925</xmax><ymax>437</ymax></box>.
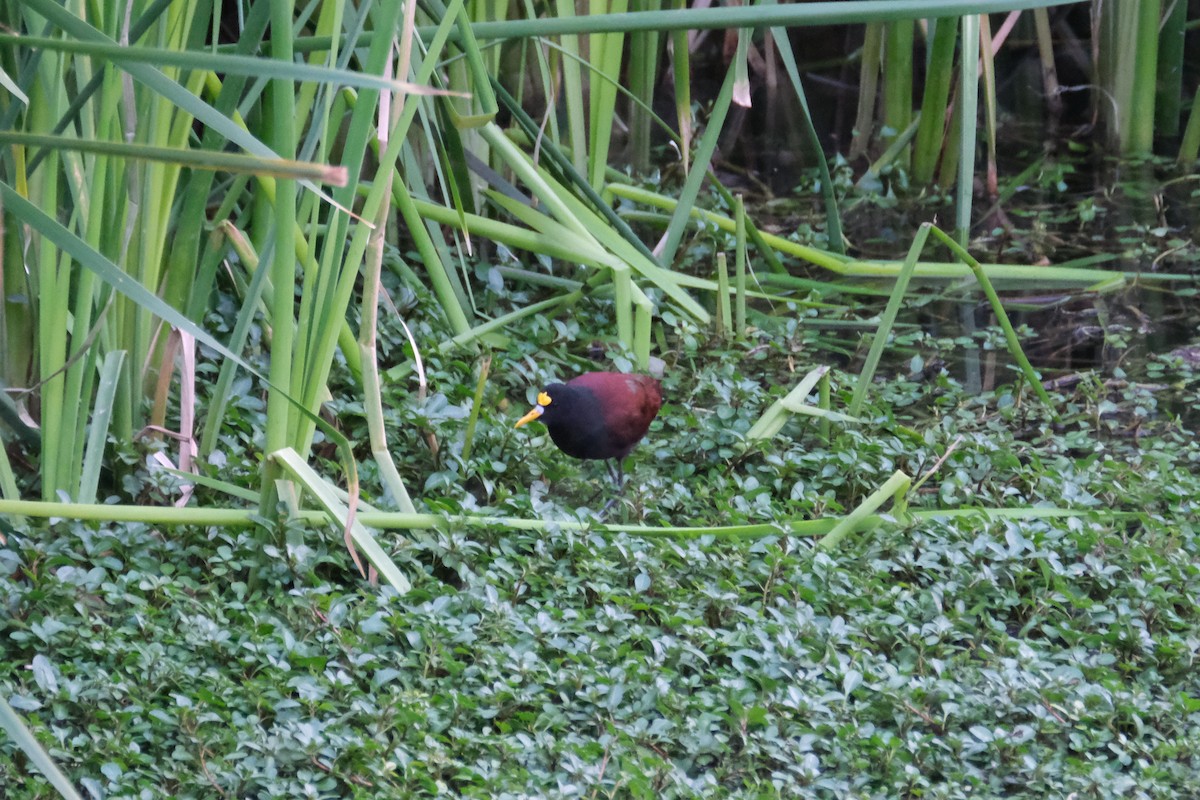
<box><xmin>0</xmin><ymin>498</ymin><xmax>1133</xmax><ymax>540</ymax></box>
<box><xmin>608</xmin><ymin>184</ymin><xmax>1191</xmax><ymax>284</ymax></box>
<box><xmin>438</xmin><ymin>0</ymin><xmax>1085</xmax><ymax>41</ymax></box>
<box><xmin>0</xmin><ymin>131</ymin><xmax>348</xmax><ymax>183</ymax></box>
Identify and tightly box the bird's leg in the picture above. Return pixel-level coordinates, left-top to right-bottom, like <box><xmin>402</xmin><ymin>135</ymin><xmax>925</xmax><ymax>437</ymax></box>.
<box><xmin>597</xmin><ymin>459</ymin><xmax>626</xmax><ymax>515</ymax></box>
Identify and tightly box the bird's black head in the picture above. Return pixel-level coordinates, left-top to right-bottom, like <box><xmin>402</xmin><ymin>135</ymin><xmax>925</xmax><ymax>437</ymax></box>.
<box><xmin>515</xmin><ymin>381</ymin><xmax>585</xmax><ymax>428</ymax></box>
<box><xmin>514</xmin><ymin>382</ymin><xmax>616</xmax><ymax>460</ymax></box>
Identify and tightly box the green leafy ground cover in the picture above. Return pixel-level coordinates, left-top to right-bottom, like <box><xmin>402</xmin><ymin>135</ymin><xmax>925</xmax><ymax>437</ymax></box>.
<box><xmin>4</xmin><ymin>274</ymin><xmax>1200</xmax><ymax>797</ymax></box>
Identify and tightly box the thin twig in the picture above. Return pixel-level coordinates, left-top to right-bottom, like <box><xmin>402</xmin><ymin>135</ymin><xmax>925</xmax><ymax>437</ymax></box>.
<box><xmin>911</xmin><ymin>435</ymin><xmax>964</xmax><ymax>495</ymax></box>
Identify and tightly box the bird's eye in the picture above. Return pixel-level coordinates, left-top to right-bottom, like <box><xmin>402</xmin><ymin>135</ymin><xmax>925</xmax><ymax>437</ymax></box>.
<box><xmin>537</xmin><ymin>391</ymin><xmax>552</xmax><ymax>407</ymax></box>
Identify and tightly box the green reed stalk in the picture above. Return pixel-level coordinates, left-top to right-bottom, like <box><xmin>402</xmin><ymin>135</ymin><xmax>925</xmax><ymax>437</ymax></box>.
<box><xmin>670</xmin><ymin>3</ymin><xmax>692</xmax><ymax>175</ymax></box>
<box><xmin>979</xmin><ymin>14</ymin><xmax>999</xmax><ymax>198</ymax></box>
<box><xmin>912</xmin><ymin>17</ymin><xmax>958</xmax><ymax>184</ymax></box>
<box><xmin>555</xmin><ymin>0</ymin><xmax>588</xmax><ymax>175</ymax></box>
<box><xmin>1125</xmin><ymin>0</ymin><xmax>1160</xmax><ymax>155</ymax></box>
<box><xmin>735</xmin><ymin>194</ymin><xmax>747</xmax><ymax>336</ymax></box>
<box><xmin>1032</xmin><ymin>7</ymin><xmax>1062</xmax><ymax>131</ymax></box>
<box><xmin>956</xmin><ymin>14</ymin><xmax>980</xmax><ymax>245</ymax></box>
<box><xmin>1179</xmin><ymin>90</ymin><xmax>1200</xmax><ymax>163</ymax></box>
<box><xmin>627</xmin><ymin>0</ymin><xmax>663</xmax><ymax>173</ymax></box>
<box><xmin>588</xmin><ymin>0</ymin><xmax>629</xmax><ymax>190</ymax></box>
<box><xmin>850</xmin><ymin>22</ymin><xmax>883</xmax><ymax>161</ymax></box>
<box><xmin>883</xmin><ymin>20</ymin><xmax>914</xmax><ymax>170</ymax></box>
<box><xmin>261</xmin><ymin>0</ymin><xmax>299</xmax><ymax>511</ymax></box>
<box><xmin>1156</xmin><ymin>0</ymin><xmax>1186</xmax><ymax>138</ymax></box>
<box><xmin>1104</xmin><ymin>0</ymin><xmax>1160</xmax><ymax>156</ymax></box>
<box><xmin>928</xmin><ymin>226</ymin><xmax>1057</xmax><ymax>417</ymax></box>
<box><xmin>715</xmin><ymin>253</ymin><xmax>732</xmax><ymax>338</ymax></box>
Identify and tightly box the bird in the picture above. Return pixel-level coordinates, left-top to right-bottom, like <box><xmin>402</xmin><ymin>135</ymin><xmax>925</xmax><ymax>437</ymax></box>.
<box><xmin>514</xmin><ymin>371</ymin><xmax>663</xmax><ymax>487</ymax></box>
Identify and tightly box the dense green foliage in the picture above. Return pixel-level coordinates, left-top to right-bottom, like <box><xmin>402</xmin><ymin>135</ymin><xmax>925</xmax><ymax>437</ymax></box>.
<box><xmin>5</xmin><ymin>0</ymin><xmax>1200</xmax><ymax>795</ymax></box>
<box><xmin>3</xmin><ymin>298</ymin><xmax>1199</xmax><ymax>796</ymax></box>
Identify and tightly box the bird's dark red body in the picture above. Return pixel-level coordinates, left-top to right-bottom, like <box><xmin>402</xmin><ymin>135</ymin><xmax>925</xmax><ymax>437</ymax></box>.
<box><xmin>515</xmin><ymin>372</ymin><xmax>663</xmax><ymax>462</ymax></box>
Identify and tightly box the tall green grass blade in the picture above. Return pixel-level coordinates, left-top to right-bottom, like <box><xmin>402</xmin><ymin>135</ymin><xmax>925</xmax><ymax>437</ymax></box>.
<box><xmin>1157</xmin><ymin>0</ymin><xmax>1186</xmax><ymax>138</ymax></box>
<box><xmin>78</xmin><ymin>350</ymin><xmax>125</xmax><ymax>504</ymax></box>
<box><xmin>849</xmin><ymin>224</ymin><xmax>929</xmax><ymax>416</ymax></box>
<box><xmin>555</xmin><ymin>0</ymin><xmax>588</xmax><ymax>176</ymax></box>
<box><xmin>707</xmin><ymin>177</ymin><xmax>786</xmax><ymax>274</ymax></box>
<box><xmin>912</xmin><ymin>17</ymin><xmax>958</xmax><ymax>184</ymax></box>
<box><xmin>1125</xmin><ymin>0</ymin><xmax>1160</xmax><ymax>156</ymax></box>
<box><xmin>956</xmin><ymin>14</ymin><xmax>980</xmax><ymax>244</ymax></box>
<box><xmin>734</xmin><ymin>194</ymin><xmax>747</xmax><ymax>336</ymax></box>
<box><xmin>1178</xmin><ymin>88</ymin><xmax>1200</xmax><ymax>163</ymax></box>
<box><xmin>670</xmin><ymin>3</ymin><xmax>692</xmax><ymax>175</ymax></box>
<box><xmin>979</xmin><ymin>14</ymin><xmax>999</xmax><ymax>198</ymax></box>
<box><xmin>767</xmin><ymin>21</ymin><xmax>845</xmax><ymax>253</ymax></box>
<box><xmin>262</xmin><ymin>0</ymin><xmax>299</xmax><ymax>506</ymax></box>
<box><xmin>0</xmin><ymin>184</ymin><xmax>245</xmax><ymax>385</ymax></box>
<box><xmin>0</xmin><ymin>65</ymin><xmax>28</xmax><ymax>106</ymax></box>
<box><xmin>484</xmin><ymin>183</ymin><xmax>709</xmax><ymax>324</ymax></box>
<box><xmin>439</xmin><ymin>0</ymin><xmax>499</xmax><ymax>126</ymax></box>
<box><xmin>490</xmin><ymin>79</ymin><xmax>661</xmax><ymax>265</ymax></box>
<box><xmin>883</xmin><ymin>19</ymin><xmax>914</xmax><ymax>170</ymax></box>
<box><xmin>0</xmin><ymin>33</ymin><xmax>421</xmax><ymax>95</ymax></box>
<box><xmin>627</xmin><ymin>0</ymin><xmax>662</xmax><ymax>172</ymax></box>
<box><xmin>850</xmin><ymin>21</ymin><xmax>883</xmax><ymax>161</ymax></box>
<box><xmin>0</xmin><ymin>696</ymin><xmax>85</xmax><ymax>800</ymax></box>
<box><xmin>588</xmin><ymin>0</ymin><xmax>629</xmax><ymax>190</ymax></box>
<box><xmin>0</xmin><ymin>435</ymin><xmax>17</xmax><ymax>500</ymax></box>
<box><xmin>658</xmin><ymin>64</ymin><xmax>737</xmax><ymax>266</ymax></box>
<box><xmin>1031</xmin><ymin>7</ymin><xmax>1062</xmax><ymax>130</ymax></box>
<box><xmin>19</xmin><ymin>0</ymin><xmax>342</xmax><ymax>206</ymax></box>
<box><xmin>461</xmin><ymin>355</ymin><xmax>491</xmax><ymax>464</ymax></box>
<box><xmin>199</xmin><ymin>225</ymin><xmax>271</xmax><ymax>456</ymax></box>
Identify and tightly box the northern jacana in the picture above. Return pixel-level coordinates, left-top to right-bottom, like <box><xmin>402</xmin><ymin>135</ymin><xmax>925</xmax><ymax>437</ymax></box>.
<box><xmin>514</xmin><ymin>371</ymin><xmax>663</xmax><ymax>486</ymax></box>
